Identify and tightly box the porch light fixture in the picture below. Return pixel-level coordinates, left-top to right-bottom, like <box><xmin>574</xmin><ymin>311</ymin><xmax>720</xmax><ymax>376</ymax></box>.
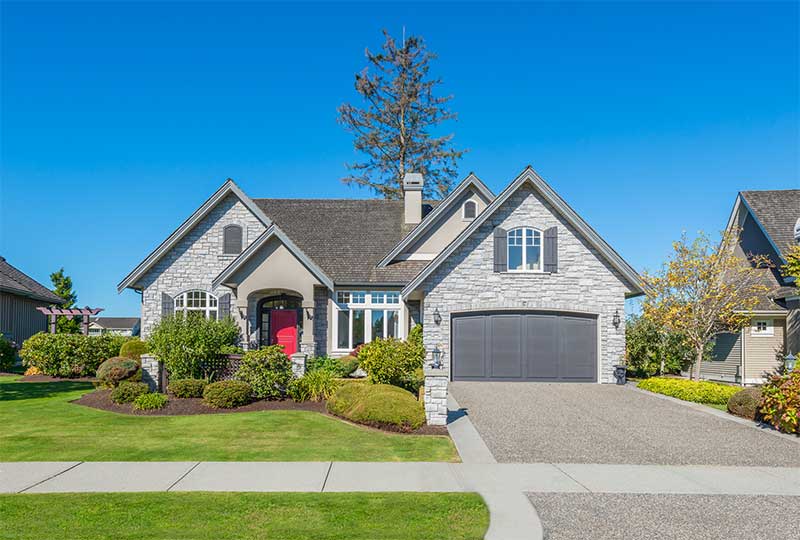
<box><xmin>431</xmin><ymin>346</ymin><xmax>442</xmax><ymax>369</ymax></box>
<box><xmin>433</xmin><ymin>308</ymin><xmax>442</xmax><ymax>325</ymax></box>
<box><xmin>612</xmin><ymin>310</ymin><xmax>621</xmax><ymax>329</ymax></box>
<box><xmin>785</xmin><ymin>353</ymin><xmax>797</xmax><ymax>373</ymax></box>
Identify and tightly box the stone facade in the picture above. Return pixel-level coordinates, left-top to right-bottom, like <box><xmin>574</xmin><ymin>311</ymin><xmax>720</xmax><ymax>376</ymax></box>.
<box><xmin>137</xmin><ymin>193</ymin><xmax>266</xmax><ymax>338</ymax></box>
<box><xmin>140</xmin><ymin>354</ymin><xmax>162</xmax><ymax>391</ymax></box>
<box><xmin>419</xmin><ymin>184</ymin><xmax>631</xmax><ymax>384</ymax></box>
<box><xmin>313</xmin><ymin>286</ymin><xmax>329</xmax><ymax>357</ymax></box>
<box><xmin>423</xmin><ymin>368</ymin><xmax>448</xmax><ymax>425</ymax></box>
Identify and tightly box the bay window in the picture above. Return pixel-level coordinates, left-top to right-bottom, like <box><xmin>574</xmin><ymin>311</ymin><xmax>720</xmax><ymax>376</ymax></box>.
<box><xmin>334</xmin><ymin>290</ymin><xmax>401</xmax><ymax>350</ymax></box>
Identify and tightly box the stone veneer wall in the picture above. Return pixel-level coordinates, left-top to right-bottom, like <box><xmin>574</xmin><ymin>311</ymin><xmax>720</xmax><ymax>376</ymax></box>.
<box><xmin>137</xmin><ymin>193</ymin><xmax>267</xmax><ymax>339</ymax></box>
<box><xmin>313</xmin><ymin>286</ymin><xmax>329</xmax><ymax>357</ymax></box>
<box><xmin>419</xmin><ymin>184</ymin><xmax>630</xmax><ymax>384</ymax></box>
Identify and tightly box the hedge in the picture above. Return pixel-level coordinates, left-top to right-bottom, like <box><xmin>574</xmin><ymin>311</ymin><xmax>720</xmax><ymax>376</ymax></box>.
<box><xmin>19</xmin><ymin>333</ymin><xmax>129</xmax><ymax>377</ymax></box>
<box><xmin>288</xmin><ymin>369</ymin><xmax>341</xmax><ymax>402</ymax></box>
<box><xmin>234</xmin><ymin>346</ymin><xmax>293</xmax><ymax>400</ymax></box>
<box><xmin>96</xmin><ymin>357</ymin><xmax>141</xmax><ymax>388</ymax></box>
<box><xmin>761</xmin><ymin>371</ymin><xmax>800</xmax><ymax>434</ymax></box>
<box><xmin>169</xmin><ymin>378</ymin><xmax>208</xmax><ymax>398</ymax></box>
<box><xmin>637</xmin><ymin>377</ymin><xmax>740</xmax><ymax>405</ymax></box>
<box><xmin>327</xmin><ymin>382</ymin><xmax>426</xmax><ymax>431</ymax></box>
<box><xmin>203</xmin><ymin>380</ymin><xmax>253</xmax><ymax>408</ymax></box>
<box><xmin>111</xmin><ymin>381</ymin><xmax>150</xmax><ymax>404</ymax></box>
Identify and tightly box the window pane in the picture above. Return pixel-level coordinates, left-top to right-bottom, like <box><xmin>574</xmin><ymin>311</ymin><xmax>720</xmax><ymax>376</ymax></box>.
<box><xmin>337</xmin><ymin>310</ymin><xmax>350</xmax><ymax>349</ymax></box>
<box><xmin>509</xmin><ymin>245</ymin><xmax>523</xmax><ymax>270</ymax></box>
<box><xmin>371</xmin><ymin>292</ymin><xmax>385</xmax><ymax>304</ymax></box>
<box><xmin>351</xmin><ymin>292</ymin><xmax>365</xmax><ymax>304</ymax></box>
<box><xmin>386</xmin><ymin>292</ymin><xmax>399</xmax><ymax>304</ymax></box>
<box><xmin>464</xmin><ymin>201</ymin><xmax>476</xmax><ymax>219</ymax></box>
<box><xmin>525</xmin><ymin>245</ymin><xmax>541</xmax><ymax>270</ymax></box>
<box><xmin>352</xmin><ymin>309</ymin><xmax>365</xmax><ymax>347</ymax></box>
<box><xmin>175</xmin><ymin>295</ymin><xmax>183</xmax><ymax>308</ymax></box>
<box><xmin>336</xmin><ymin>292</ymin><xmax>349</xmax><ymax>304</ymax></box>
<box><xmin>387</xmin><ymin>311</ymin><xmax>399</xmax><ymax>338</ymax></box>
<box><xmin>372</xmin><ymin>310</ymin><xmax>385</xmax><ymax>340</ymax></box>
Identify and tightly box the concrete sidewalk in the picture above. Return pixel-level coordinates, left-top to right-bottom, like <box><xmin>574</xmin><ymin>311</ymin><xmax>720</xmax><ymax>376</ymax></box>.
<box><xmin>3</xmin><ymin>462</ymin><xmax>799</xmax><ymax>540</ymax></box>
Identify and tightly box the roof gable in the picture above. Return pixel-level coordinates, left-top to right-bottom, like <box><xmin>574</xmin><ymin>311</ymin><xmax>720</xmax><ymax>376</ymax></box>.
<box><xmin>402</xmin><ymin>166</ymin><xmax>645</xmax><ymax>296</ymax></box>
<box><xmin>117</xmin><ymin>179</ymin><xmax>271</xmax><ymax>292</ymax></box>
<box><xmin>737</xmin><ymin>190</ymin><xmax>800</xmax><ymax>262</ymax></box>
<box><xmin>0</xmin><ymin>257</ymin><xmax>64</xmax><ymax>304</ymax></box>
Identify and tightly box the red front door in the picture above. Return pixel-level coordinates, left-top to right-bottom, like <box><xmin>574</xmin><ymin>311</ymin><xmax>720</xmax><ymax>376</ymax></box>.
<box><xmin>270</xmin><ymin>309</ymin><xmax>298</xmax><ymax>356</ymax></box>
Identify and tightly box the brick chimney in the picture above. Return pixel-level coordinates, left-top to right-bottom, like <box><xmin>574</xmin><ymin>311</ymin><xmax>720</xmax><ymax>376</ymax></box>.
<box><xmin>403</xmin><ymin>173</ymin><xmax>424</xmax><ymax>225</ymax></box>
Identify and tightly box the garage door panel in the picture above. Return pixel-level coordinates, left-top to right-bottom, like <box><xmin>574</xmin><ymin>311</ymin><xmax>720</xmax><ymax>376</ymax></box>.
<box><xmin>452</xmin><ymin>316</ymin><xmax>487</xmax><ymax>379</ymax></box>
<box><xmin>489</xmin><ymin>315</ymin><xmax>522</xmax><ymax>378</ymax></box>
<box><xmin>452</xmin><ymin>311</ymin><xmax>597</xmax><ymax>382</ymax></box>
<box><xmin>525</xmin><ymin>315</ymin><xmax>559</xmax><ymax>379</ymax></box>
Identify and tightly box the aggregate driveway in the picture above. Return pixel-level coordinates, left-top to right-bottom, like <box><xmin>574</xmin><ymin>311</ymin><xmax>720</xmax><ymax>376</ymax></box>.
<box><xmin>449</xmin><ymin>382</ymin><xmax>800</xmax><ymax>466</ymax></box>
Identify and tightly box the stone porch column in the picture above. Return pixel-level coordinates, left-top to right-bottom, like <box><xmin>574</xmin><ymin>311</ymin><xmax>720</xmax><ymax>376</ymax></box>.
<box><xmin>423</xmin><ymin>367</ymin><xmax>448</xmax><ymax>426</ymax></box>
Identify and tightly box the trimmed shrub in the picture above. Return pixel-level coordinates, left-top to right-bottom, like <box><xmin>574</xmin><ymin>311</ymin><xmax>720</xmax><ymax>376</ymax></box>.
<box><xmin>638</xmin><ymin>377</ymin><xmax>740</xmax><ymax>405</ymax></box>
<box><xmin>133</xmin><ymin>392</ymin><xmax>168</xmax><ymax>411</ymax></box>
<box><xmin>19</xmin><ymin>333</ymin><xmax>128</xmax><ymax>377</ymax></box>
<box><xmin>727</xmin><ymin>387</ymin><xmax>763</xmax><ymax>420</ymax></box>
<box><xmin>760</xmin><ymin>371</ymin><xmax>800</xmax><ymax>434</ymax></box>
<box><xmin>203</xmin><ymin>380</ymin><xmax>253</xmax><ymax>408</ymax></box>
<box><xmin>357</xmin><ymin>331</ymin><xmax>424</xmax><ymax>387</ymax></box>
<box><xmin>0</xmin><ymin>336</ymin><xmax>17</xmax><ymax>372</ymax></box>
<box><xmin>289</xmin><ymin>369</ymin><xmax>341</xmax><ymax>402</ymax></box>
<box><xmin>234</xmin><ymin>346</ymin><xmax>293</xmax><ymax>400</ymax></box>
<box><xmin>339</xmin><ymin>355</ymin><xmax>360</xmax><ymax>377</ymax></box>
<box><xmin>169</xmin><ymin>378</ymin><xmax>208</xmax><ymax>398</ymax></box>
<box><xmin>96</xmin><ymin>357</ymin><xmax>141</xmax><ymax>388</ymax></box>
<box><xmin>148</xmin><ymin>314</ymin><xmax>240</xmax><ymax>380</ymax></box>
<box><xmin>307</xmin><ymin>355</ymin><xmax>359</xmax><ymax>378</ymax></box>
<box><xmin>119</xmin><ymin>338</ymin><xmax>148</xmax><ymax>360</ymax></box>
<box><xmin>111</xmin><ymin>381</ymin><xmax>150</xmax><ymax>404</ymax></box>
<box><xmin>327</xmin><ymin>382</ymin><xmax>426</xmax><ymax>431</ymax></box>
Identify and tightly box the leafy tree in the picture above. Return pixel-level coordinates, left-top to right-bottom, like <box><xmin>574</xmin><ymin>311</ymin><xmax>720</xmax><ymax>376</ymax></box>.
<box><xmin>642</xmin><ymin>229</ymin><xmax>771</xmax><ymax>380</ymax></box>
<box><xmin>782</xmin><ymin>245</ymin><xmax>800</xmax><ymax>281</ymax></box>
<box><xmin>338</xmin><ymin>30</ymin><xmax>465</xmax><ymax>199</ymax></box>
<box><xmin>50</xmin><ymin>268</ymin><xmax>79</xmax><ymax>334</ymax></box>
<box><xmin>625</xmin><ymin>314</ymin><xmax>694</xmax><ymax>378</ymax></box>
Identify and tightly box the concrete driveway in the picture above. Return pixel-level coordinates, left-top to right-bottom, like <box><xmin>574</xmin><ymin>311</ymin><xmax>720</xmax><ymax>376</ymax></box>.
<box><xmin>449</xmin><ymin>382</ymin><xmax>800</xmax><ymax>466</ymax></box>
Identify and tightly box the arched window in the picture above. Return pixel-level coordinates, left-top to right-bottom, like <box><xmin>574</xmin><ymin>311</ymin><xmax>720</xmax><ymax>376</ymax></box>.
<box><xmin>174</xmin><ymin>290</ymin><xmax>218</xmax><ymax>319</ymax></box>
<box><xmin>462</xmin><ymin>200</ymin><xmax>477</xmax><ymax>220</ymax></box>
<box><xmin>507</xmin><ymin>227</ymin><xmax>542</xmax><ymax>271</ymax></box>
<box><xmin>223</xmin><ymin>225</ymin><xmax>243</xmax><ymax>254</ymax></box>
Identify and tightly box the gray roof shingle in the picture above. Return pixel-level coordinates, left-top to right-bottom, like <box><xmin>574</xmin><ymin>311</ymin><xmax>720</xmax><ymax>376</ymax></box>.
<box><xmin>90</xmin><ymin>317</ymin><xmax>140</xmax><ymax>329</ymax></box>
<box><xmin>0</xmin><ymin>257</ymin><xmax>64</xmax><ymax>304</ymax></box>
<box><xmin>253</xmin><ymin>199</ymin><xmax>437</xmax><ymax>284</ymax></box>
<box><xmin>741</xmin><ymin>189</ymin><xmax>800</xmax><ymax>258</ymax></box>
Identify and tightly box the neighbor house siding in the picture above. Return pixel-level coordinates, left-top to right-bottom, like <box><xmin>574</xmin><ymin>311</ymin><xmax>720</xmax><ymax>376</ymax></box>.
<box><xmin>418</xmin><ymin>184</ymin><xmax>631</xmax><ymax>384</ymax></box>
<box><xmin>702</xmin><ymin>332</ymin><xmax>742</xmax><ymax>383</ymax></box>
<box><xmin>0</xmin><ymin>292</ymin><xmax>50</xmax><ymax>344</ymax></box>
<box><xmin>136</xmin><ymin>193</ymin><xmax>266</xmax><ymax>338</ymax></box>
<box><xmin>787</xmin><ymin>308</ymin><xmax>800</xmax><ymax>356</ymax></box>
<box><xmin>743</xmin><ymin>318</ymin><xmax>786</xmax><ymax>383</ymax></box>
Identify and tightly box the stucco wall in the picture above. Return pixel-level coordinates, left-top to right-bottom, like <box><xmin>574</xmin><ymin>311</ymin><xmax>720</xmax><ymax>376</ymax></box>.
<box><xmin>418</xmin><ymin>184</ymin><xmax>631</xmax><ymax>383</ymax></box>
<box><xmin>137</xmin><ymin>193</ymin><xmax>266</xmax><ymax>338</ymax></box>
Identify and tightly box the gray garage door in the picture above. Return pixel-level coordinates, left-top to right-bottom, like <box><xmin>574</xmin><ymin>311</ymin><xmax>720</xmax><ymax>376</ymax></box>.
<box><xmin>452</xmin><ymin>311</ymin><xmax>597</xmax><ymax>382</ymax></box>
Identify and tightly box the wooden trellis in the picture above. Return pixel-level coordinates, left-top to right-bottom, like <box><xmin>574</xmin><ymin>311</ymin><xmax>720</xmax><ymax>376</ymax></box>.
<box><xmin>35</xmin><ymin>307</ymin><xmax>104</xmax><ymax>336</ymax></box>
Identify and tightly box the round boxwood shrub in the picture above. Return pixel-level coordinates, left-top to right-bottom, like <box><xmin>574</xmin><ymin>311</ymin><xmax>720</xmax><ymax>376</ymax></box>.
<box><xmin>169</xmin><ymin>378</ymin><xmax>208</xmax><ymax>398</ymax></box>
<box><xmin>203</xmin><ymin>380</ymin><xmax>253</xmax><ymax>408</ymax></box>
<box><xmin>133</xmin><ymin>392</ymin><xmax>168</xmax><ymax>411</ymax></box>
<box><xmin>96</xmin><ymin>357</ymin><xmax>141</xmax><ymax>388</ymax></box>
<box><xmin>727</xmin><ymin>387</ymin><xmax>763</xmax><ymax>420</ymax></box>
<box><xmin>111</xmin><ymin>381</ymin><xmax>150</xmax><ymax>404</ymax></box>
<box><xmin>327</xmin><ymin>382</ymin><xmax>426</xmax><ymax>432</ymax></box>
<box><xmin>120</xmin><ymin>338</ymin><xmax>148</xmax><ymax>360</ymax></box>
<box><xmin>234</xmin><ymin>346</ymin><xmax>292</xmax><ymax>400</ymax></box>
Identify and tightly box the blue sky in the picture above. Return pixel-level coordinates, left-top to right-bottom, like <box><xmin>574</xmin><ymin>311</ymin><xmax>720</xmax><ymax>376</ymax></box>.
<box><xmin>1</xmin><ymin>1</ymin><xmax>798</xmax><ymax>316</ymax></box>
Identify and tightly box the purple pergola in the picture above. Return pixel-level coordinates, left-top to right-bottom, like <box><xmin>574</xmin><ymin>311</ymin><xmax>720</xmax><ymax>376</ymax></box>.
<box><xmin>36</xmin><ymin>307</ymin><xmax>104</xmax><ymax>336</ymax></box>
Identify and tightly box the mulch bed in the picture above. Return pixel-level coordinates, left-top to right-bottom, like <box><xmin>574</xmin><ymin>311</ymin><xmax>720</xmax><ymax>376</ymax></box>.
<box><xmin>72</xmin><ymin>389</ymin><xmax>449</xmax><ymax>436</ymax></box>
<box><xmin>15</xmin><ymin>374</ymin><xmax>96</xmax><ymax>383</ymax></box>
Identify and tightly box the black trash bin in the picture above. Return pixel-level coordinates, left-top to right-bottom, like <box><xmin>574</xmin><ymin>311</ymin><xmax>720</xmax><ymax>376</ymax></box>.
<box><xmin>613</xmin><ymin>365</ymin><xmax>627</xmax><ymax>385</ymax></box>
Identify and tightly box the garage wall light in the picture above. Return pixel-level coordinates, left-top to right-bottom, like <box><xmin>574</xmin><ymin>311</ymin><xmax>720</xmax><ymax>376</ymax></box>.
<box><xmin>433</xmin><ymin>308</ymin><xmax>442</xmax><ymax>325</ymax></box>
<box><xmin>612</xmin><ymin>310</ymin><xmax>621</xmax><ymax>329</ymax></box>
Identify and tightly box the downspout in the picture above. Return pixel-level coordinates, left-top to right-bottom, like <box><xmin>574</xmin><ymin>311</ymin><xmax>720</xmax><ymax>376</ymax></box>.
<box><xmin>740</xmin><ymin>327</ymin><xmax>746</xmax><ymax>387</ymax></box>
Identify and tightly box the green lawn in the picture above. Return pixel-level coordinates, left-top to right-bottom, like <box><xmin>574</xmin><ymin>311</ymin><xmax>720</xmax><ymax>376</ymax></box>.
<box><xmin>0</xmin><ymin>376</ymin><xmax>457</xmax><ymax>461</ymax></box>
<box><xmin>0</xmin><ymin>492</ymin><xmax>489</xmax><ymax>540</ymax></box>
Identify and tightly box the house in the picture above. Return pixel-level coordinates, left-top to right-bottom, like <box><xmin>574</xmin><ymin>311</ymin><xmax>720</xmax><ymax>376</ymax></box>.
<box><xmin>88</xmin><ymin>317</ymin><xmax>141</xmax><ymax>337</ymax></box>
<box><xmin>0</xmin><ymin>256</ymin><xmax>64</xmax><ymax>344</ymax></box>
<box><xmin>705</xmin><ymin>189</ymin><xmax>799</xmax><ymax>385</ymax></box>
<box><xmin>119</xmin><ymin>166</ymin><xmax>644</xmax><ymax>390</ymax></box>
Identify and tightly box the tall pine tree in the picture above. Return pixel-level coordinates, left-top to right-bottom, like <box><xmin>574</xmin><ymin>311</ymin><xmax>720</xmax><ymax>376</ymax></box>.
<box><xmin>50</xmin><ymin>268</ymin><xmax>80</xmax><ymax>334</ymax></box>
<box><xmin>338</xmin><ymin>30</ymin><xmax>465</xmax><ymax>199</ymax></box>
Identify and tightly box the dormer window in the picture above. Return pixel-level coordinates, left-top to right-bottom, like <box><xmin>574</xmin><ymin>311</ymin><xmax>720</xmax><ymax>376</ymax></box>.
<box><xmin>463</xmin><ymin>200</ymin><xmax>477</xmax><ymax>220</ymax></box>
<box><xmin>223</xmin><ymin>225</ymin><xmax>243</xmax><ymax>254</ymax></box>
<box><xmin>508</xmin><ymin>227</ymin><xmax>542</xmax><ymax>271</ymax></box>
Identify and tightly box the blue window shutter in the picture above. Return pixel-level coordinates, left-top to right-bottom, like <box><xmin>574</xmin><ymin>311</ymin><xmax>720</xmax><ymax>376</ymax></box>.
<box><xmin>493</xmin><ymin>227</ymin><xmax>507</xmax><ymax>272</ymax></box>
<box><xmin>161</xmin><ymin>292</ymin><xmax>174</xmax><ymax>317</ymax></box>
<box><xmin>544</xmin><ymin>227</ymin><xmax>558</xmax><ymax>273</ymax></box>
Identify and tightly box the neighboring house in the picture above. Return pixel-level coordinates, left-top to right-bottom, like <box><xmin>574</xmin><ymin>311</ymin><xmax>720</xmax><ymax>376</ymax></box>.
<box><xmin>119</xmin><ymin>166</ymin><xmax>644</xmax><ymax>384</ymax></box>
<box><xmin>88</xmin><ymin>317</ymin><xmax>141</xmax><ymax>337</ymax></box>
<box><xmin>705</xmin><ymin>189</ymin><xmax>800</xmax><ymax>385</ymax></box>
<box><xmin>0</xmin><ymin>256</ymin><xmax>64</xmax><ymax>344</ymax></box>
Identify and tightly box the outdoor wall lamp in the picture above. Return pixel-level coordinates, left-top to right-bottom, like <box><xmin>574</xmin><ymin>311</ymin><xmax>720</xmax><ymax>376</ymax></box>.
<box><xmin>785</xmin><ymin>352</ymin><xmax>797</xmax><ymax>373</ymax></box>
<box><xmin>431</xmin><ymin>346</ymin><xmax>442</xmax><ymax>369</ymax></box>
<box><xmin>612</xmin><ymin>310</ymin><xmax>621</xmax><ymax>329</ymax></box>
<box><xmin>433</xmin><ymin>308</ymin><xmax>442</xmax><ymax>325</ymax></box>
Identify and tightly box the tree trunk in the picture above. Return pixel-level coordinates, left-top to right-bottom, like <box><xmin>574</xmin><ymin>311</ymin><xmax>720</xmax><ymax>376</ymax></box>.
<box><xmin>693</xmin><ymin>348</ymin><xmax>704</xmax><ymax>381</ymax></box>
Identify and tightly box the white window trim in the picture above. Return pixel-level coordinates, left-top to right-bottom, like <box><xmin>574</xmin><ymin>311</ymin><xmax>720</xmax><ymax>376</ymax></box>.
<box><xmin>332</xmin><ymin>290</ymin><xmax>403</xmax><ymax>352</ymax></box>
<box><xmin>507</xmin><ymin>226</ymin><xmax>544</xmax><ymax>273</ymax></box>
<box><xmin>462</xmin><ymin>199</ymin><xmax>478</xmax><ymax>221</ymax></box>
<box><xmin>174</xmin><ymin>290</ymin><xmax>219</xmax><ymax>319</ymax></box>
<box><xmin>751</xmin><ymin>319</ymin><xmax>774</xmax><ymax>337</ymax></box>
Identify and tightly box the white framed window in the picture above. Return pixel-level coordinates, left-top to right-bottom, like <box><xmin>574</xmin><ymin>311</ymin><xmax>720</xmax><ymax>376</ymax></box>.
<box><xmin>334</xmin><ymin>290</ymin><xmax>401</xmax><ymax>351</ymax></box>
<box><xmin>462</xmin><ymin>199</ymin><xmax>478</xmax><ymax>220</ymax></box>
<box><xmin>508</xmin><ymin>227</ymin><xmax>542</xmax><ymax>271</ymax></box>
<box><xmin>751</xmin><ymin>319</ymin><xmax>774</xmax><ymax>337</ymax></box>
<box><xmin>174</xmin><ymin>290</ymin><xmax>218</xmax><ymax>319</ymax></box>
